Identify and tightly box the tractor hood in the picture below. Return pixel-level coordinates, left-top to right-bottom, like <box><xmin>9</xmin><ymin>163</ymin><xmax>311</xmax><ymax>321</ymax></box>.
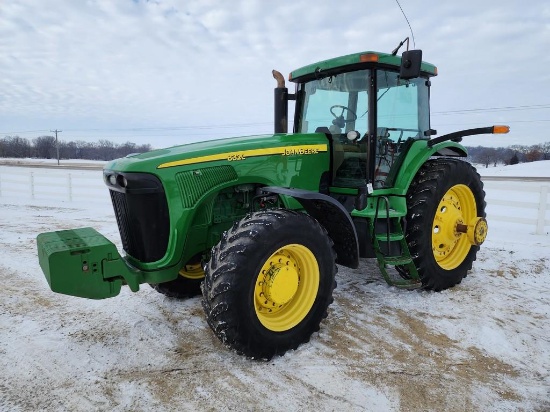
<box><xmin>105</xmin><ymin>133</ymin><xmax>329</xmax><ymax>173</ymax></box>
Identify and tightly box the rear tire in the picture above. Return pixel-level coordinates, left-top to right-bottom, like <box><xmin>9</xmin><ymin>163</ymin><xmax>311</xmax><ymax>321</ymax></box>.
<box><xmin>405</xmin><ymin>158</ymin><xmax>486</xmax><ymax>291</ymax></box>
<box><xmin>202</xmin><ymin>209</ymin><xmax>337</xmax><ymax>359</ymax></box>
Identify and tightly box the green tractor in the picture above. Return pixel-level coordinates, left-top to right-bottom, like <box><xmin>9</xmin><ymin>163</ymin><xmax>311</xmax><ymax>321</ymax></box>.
<box><xmin>37</xmin><ymin>47</ymin><xmax>508</xmax><ymax>359</ymax></box>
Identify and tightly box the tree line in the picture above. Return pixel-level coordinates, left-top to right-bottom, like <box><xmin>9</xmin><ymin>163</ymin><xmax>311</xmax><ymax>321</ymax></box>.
<box><xmin>2</xmin><ymin>134</ymin><xmax>549</xmax><ymax>167</ymax></box>
<box><xmin>0</xmin><ymin>135</ymin><xmax>152</xmax><ymax>161</ymax></box>
<box><xmin>465</xmin><ymin>141</ymin><xmax>550</xmax><ymax>167</ymax></box>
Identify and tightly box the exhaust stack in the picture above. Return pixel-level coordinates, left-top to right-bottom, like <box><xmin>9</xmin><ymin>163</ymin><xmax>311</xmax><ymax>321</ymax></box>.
<box><xmin>273</xmin><ymin>70</ymin><xmax>288</xmax><ymax>134</ymax></box>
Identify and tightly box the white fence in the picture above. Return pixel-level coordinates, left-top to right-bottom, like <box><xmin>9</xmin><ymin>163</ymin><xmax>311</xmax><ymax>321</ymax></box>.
<box><xmin>0</xmin><ymin>166</ymin><xmax>549</xmax><ymax>234</ymax></box>
<box><xmin>483</xmin><ymin>179</ymin><xmax>550</xmax><ymax>235</ymax></box>
<box><xmin>0</xmin><ymin>166</ymin><xmax>109</xmax><ymax>204</ymax></box>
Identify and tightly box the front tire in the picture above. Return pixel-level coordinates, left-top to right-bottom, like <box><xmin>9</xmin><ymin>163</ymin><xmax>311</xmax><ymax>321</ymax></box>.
<box><xmin>150</xmin><ymin>260</ymin><xmax>204</xmax><ymax>299</ymax></box>
<box><xmin>405</xmin><ymin>158</ymin><xmax>486</xmax><ymax>291</ymax></box>
<box><xmin>202</xmin><ymin>209</ymin><xmax>337</xmax><ymax>359</ymax></box>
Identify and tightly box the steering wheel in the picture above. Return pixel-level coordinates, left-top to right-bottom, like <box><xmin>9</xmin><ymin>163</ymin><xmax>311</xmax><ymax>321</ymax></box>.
<box><xmin>330</xmin><ymin>105</ymin><xmax>358</xmax><ymax>128</ymax></box>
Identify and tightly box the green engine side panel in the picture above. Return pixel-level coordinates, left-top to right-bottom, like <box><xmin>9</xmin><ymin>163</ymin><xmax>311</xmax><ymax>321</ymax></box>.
<box><xmin>104</xmin><ymin>133</ymin><xmax>331</xmax><ymax>272</ymax></box>
<box><xmin>37</xmin><ymin>227</ymin><xmax>123</xmax><ymax>299</ymax></box>
<box><xmin>175</xmin><ymin>165</ymin><xmax>239</xmax><ymax>208</ymax></box>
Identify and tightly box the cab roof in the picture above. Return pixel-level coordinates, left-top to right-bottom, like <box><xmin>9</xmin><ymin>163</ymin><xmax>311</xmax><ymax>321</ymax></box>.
<box><xmin>289</xmin><ymin>50</ymin><xmax>437</xmax><ymax>82</ymax></box>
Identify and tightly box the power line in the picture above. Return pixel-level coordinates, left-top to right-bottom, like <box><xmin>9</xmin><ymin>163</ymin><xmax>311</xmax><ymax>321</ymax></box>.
<box><xmin>0</xmin><ymin>122</ymin><xmax>273</xmax><ymax>135</ymax></box>
<box><xmin>434</xmin><ymin>119</ymin><xmax>550</xmax><ymax>128</ymax></box>
<box><xmin>0</xmin><ymin>129</ymin><xmax>50</xmax><ymax>135</ymax></box>
<box><xmin>433</xmin><ymin>103</ymin><xmax>550</xmax><ymax>116</ymax></box>
<box><xmin>2</xmin><ymin>104</ymin><xmax>549</xmax><ymax>137</ymax></box>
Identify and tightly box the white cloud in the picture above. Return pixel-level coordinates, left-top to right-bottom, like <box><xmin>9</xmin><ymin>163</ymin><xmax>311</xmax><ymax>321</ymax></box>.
<box><xmin>0</xmin><ymin>0</ymin><xmax>548</xmax><ymax>148</ymax></box>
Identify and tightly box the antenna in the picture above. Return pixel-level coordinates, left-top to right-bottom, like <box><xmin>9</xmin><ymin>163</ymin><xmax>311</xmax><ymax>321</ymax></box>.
<box><xmin>394</xmin><ymin>0</ymin><xmax>416</xmax><ymax>49</ymax></box>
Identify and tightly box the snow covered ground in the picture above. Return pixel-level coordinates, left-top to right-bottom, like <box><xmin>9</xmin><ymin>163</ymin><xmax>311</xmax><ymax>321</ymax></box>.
<box><xmin>0</xmin><ymin>161</ymin><xmax>549</xmax><ymax>411</ymax></box>
<box><xmin>477</xmin><ymin>160</ymin><xmax>550</xmax><ymax>178</ymax></box>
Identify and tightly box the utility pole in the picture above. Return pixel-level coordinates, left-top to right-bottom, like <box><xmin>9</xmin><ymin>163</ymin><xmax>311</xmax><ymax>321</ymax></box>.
<box><xmin>50</xmin><ymin>129</ymin><xmax>62</xmax><ymax>165</ymax></box>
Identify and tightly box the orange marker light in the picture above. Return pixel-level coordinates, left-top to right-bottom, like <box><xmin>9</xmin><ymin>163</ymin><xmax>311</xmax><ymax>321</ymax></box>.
<box><xmin>360</xmin><ymin>53</ymin><xmax>379</xmax><ymax>63</ymax></box>
<box><xmin>493</xmin><ymin>125</ymin><xmax>510</xmax><ymax>134</ymax></box>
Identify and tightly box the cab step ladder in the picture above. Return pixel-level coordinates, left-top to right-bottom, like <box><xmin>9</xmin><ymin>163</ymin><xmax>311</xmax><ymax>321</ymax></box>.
<box><xmin>368</xmin><ymin>196</ymin><xmax>422</xmax><ymax>289</ymax></box>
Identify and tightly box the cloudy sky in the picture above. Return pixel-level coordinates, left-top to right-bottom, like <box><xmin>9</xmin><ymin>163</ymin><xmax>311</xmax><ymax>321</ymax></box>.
<box><xmin>1</xmin><ymin>0</ymin><xmax>549</xmax><ymax>149</ymax></box>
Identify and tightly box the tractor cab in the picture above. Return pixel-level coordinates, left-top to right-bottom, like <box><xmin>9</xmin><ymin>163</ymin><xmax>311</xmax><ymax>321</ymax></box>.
<box><xmin>285</xmin><ymin>50</ymin><xmax>436</xmax><ymax>190</ymax></box>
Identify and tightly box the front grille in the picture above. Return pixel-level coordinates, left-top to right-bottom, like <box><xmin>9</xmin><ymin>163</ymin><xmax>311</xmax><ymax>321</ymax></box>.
<box><xmin>107</xmin><ymin>172</ymin><xmax>170</xmax><ymax>263</ymax></box>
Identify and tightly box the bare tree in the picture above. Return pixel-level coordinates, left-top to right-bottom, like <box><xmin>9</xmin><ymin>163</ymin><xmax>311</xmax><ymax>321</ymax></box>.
<box><xmin>97</xmin><ymin>140</ymin><xmax>116</xmax><ymax>160</ymax></box>
<box><xmin>525</xmin><ymin>147</ymin><xmax>543</xmax><ymax>162</ymax></box>
<box><xmin>117</xmin><ymin>141</ymin><xmax>137</xmax><ymax>158</ymax></box>
<box><xmin>1</xmin><ymin>136</ymin><xmax>32</xmax><ymax>158</ymax></box>
<box><xmin>0</xmin><ymin>136</ymin><xmax>154</xmax><ymax>161</ymax></box>
<box><xmin>33</xmin><ymin>135</ymin><xmax>56</xmax><ymax>159</ymax></box>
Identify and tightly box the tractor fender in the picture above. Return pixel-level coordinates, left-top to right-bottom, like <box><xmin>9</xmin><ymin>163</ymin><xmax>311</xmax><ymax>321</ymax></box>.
<box><xmin>261</xmin><ymin>186</ymin><xmax>359</xmax><ymax>269</ymax></box>
<box><xmin>392</xmin><ymin>140</ymin><xmax>468</xmax><ymax>193</ymax></box>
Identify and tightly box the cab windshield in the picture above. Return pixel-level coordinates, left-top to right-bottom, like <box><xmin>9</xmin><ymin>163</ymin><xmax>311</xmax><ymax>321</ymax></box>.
<box><xmin>296</xmin><ymin>69</ymin><xmax>430</xmax><ymax>188</ymax></box>
<box><xmin>297</xmin><ymin>69</ymin><xmax>369</xmax><ymax>136</ymax></box>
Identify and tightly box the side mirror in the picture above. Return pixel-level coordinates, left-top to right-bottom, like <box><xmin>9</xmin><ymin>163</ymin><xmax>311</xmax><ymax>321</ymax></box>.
<box><xmin>400</xmin><ymin>50</ymin><xmax>422</xmax><ymax>80</ymax></box>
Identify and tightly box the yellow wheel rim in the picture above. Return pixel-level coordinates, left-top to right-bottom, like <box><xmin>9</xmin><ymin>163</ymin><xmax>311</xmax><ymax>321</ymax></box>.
<box><xmin>254</xmin><ymin>244</ymin><xmax>319</xmax><ymax>332</ymax></box>
<box><xmin>179</xmin><ymin>262</ymin><xmax>204</xmax><ymax>280</ymax></box>
<box><xmin>432</xmin><ymin>184</ymin><xmax>479</xmax><ymax>270</ymax></box>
